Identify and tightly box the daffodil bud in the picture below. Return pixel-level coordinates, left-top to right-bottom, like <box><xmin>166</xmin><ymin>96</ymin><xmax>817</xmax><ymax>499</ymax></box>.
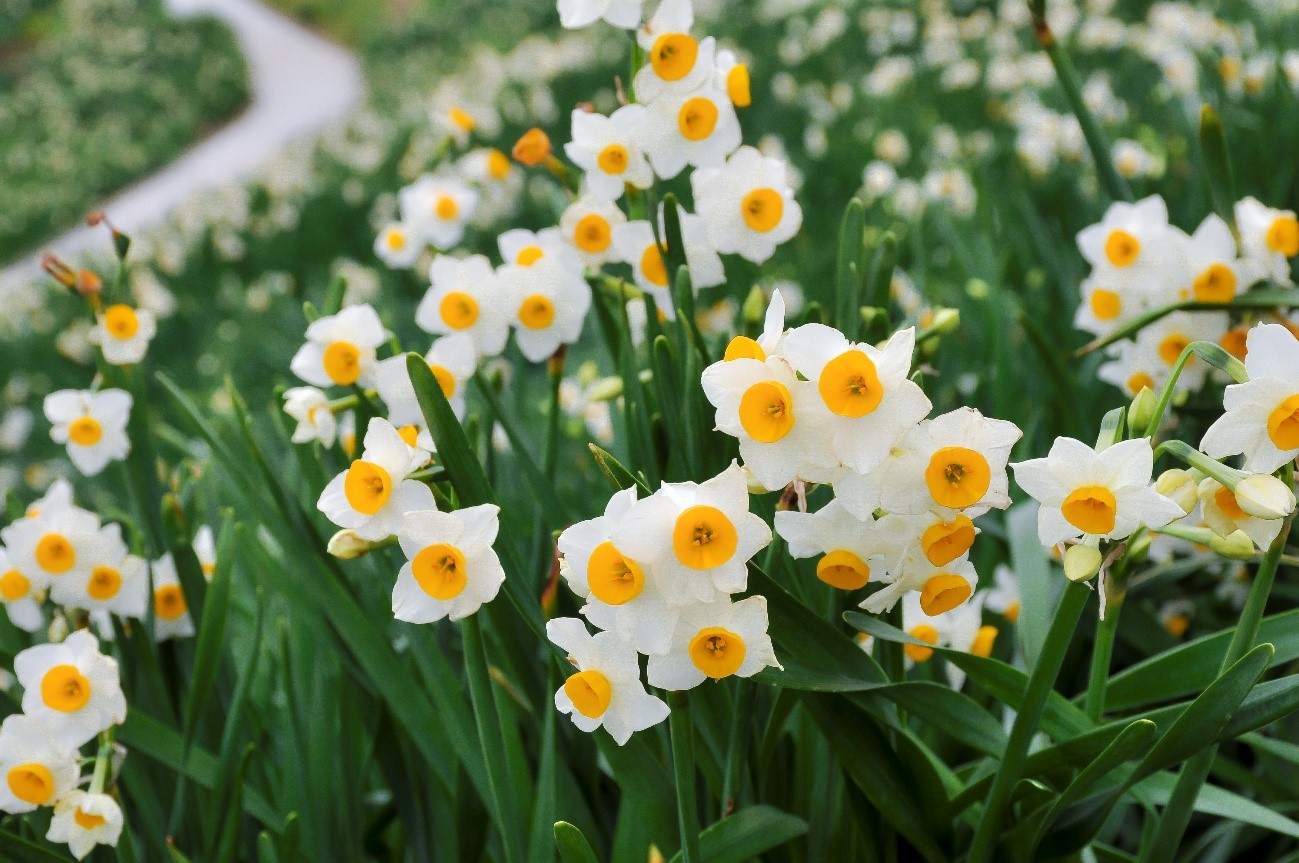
<box><xmin>1207</xmin><ymin>529</ymin><xmax>1257</xmax><ymax>560</ymax></box>
<box><xmin>1156</xmin><ymin>468</ymin><xmax>1199</xmax><ymax>515</ymax></box>
<box><xmin>1233</xmin><ymin>473</ymin><xmax>1296</xmax><ymax>520</ymax></box>
<box><xmin>859</xmin><ymin>306</ymin><xmax>888</xmax><ymax>330</ymax></box>
<box><xmin>48</xmin><ymin>612</ymin><xmax>69</xmax><ymax>643</ymax></box>
<box><xmin>328</xmin><ymin>529</ymin><xmax>382</xmax><ymax>560</ymax></box>
<box><xmin>577</xmin><ymin>360</ymin><xmax>600</xmax><ymax>387</ymax></box>
<box><xmin>513</xmin><ymin>127</ymin><xmax>552</xmax><ymax>166</ymax></box>
<box><xmin>587</xmin><ymin>376</ymin><xmax>624</xmax><ymax>402</ymax></box>
<box><xmin>929</xmin><ymin>307</ymin><xmax>960</xmax><ymax>336</ymax></box>
<box><xmin>1128</xmin><ymin>386</ymin><xmax>1157</xmax><ymax>435</ymax></box>
<box><xmin>742</xmin><ymin>284</ymin><xmax>767</xmax><ymax>324</ymax></box>
<box><xmin>1064</xmin><ymin>543</ymin><xmax>1103</xmax><ymax>582</ymax></box>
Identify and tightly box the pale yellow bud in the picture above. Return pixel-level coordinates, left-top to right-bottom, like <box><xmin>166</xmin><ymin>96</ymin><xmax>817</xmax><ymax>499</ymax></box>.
<box><xmin>1064</xmin><ymin>543</ymin><xmax>1103</xmax><ymax>583</ymax></box>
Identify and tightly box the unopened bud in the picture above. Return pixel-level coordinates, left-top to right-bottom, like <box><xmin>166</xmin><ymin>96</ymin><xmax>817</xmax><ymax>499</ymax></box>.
<box><xmin>859</xmin><ymin>306</ymin><xmax>888</xmax><ymax>329</ymax></box>
<box><xmin>1207</xmin><ymin>529</ymin><xmax>1257</xmax><ymax>560</ymax></box>
<box><xmin>577</xmin><ymin>359</ymin><xmax>600</xmax><ymax>387</ymax></box>
<box><xmin>587</xmin><ymin>376</ymin><xmax>624</xmax><ymax>402</ymax></box>
<box><xmin>328</xmin><ymin>529</ymin><xmax>385</xmax><ymax>560</ymax></box>
<box><xmin>74</xmin><ymin>269</ymin><xmax>102</xmax><ymax>299</ymax></box>
<box><xmin>1064</xmin><ymin>543</ymin><xmax>1103</xmax><ymax>582</ymax></box>
<box><xmin>512</xmin><ymin>127</ymin><xmax>552</xmax><ymax>166</ymax></box>
<box><xmin>41</xmin><ymin>253</ymin><xmax>77</xmax><ymax>289</ymax></box>
<box><xmin>1128</xmin><ymin>386</ymin><xmax>1157</xmax><ymax>435</ymax></box>
<box><xmin>48</xmin><ymin>612</ymin><xmax>69</xmax><ymax>643</ymax></box>
<box><xmin>1156</xmin><ymin>468</ymin><xmax>1199</xmax><ymax>515</ymax></box>
<box><xmin>741</xmin><ymin>284</ymin><xmax>766</xmax><ymax>325</ymax></box>
<box><xmin>1234</xmin><ymin>473</ymin><xmax>1296</xmax><ymax>521</ymax></box>
<box><xmin>929</xmin><ymin>307</ymin><xmax>960</xmax><ymax>336</ymax></box>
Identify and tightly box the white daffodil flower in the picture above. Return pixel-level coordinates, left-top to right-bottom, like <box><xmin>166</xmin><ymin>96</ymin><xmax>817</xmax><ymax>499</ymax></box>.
<box><xmin>713</xmin><ymin>47</ymin><xmax>751</xmax><ymax>107</ymax></box>
<box><xmin>1012</xmin><ymin>437</ymin><xmax>1185</xmax><ymax>548</ymax></box>
<box><xmin>547</xmin><ymin>617</ymin><xmax>669</xmax><ymax>745</ymax></box>
<box><xmin>780</xmin><ymin>324</ymin><xmax>932</xmax><ymax>474</ymax></box>
<box><xmin>44</xmin><ymin>389</ymin><xmax>132</xmax><ymax>476</ymax></box>
<box><xmin>692</xmin><ymin>146</ymin><xmax>802</xmax><ymax>264</ymax></box>
<box><xmin>497</xmin><ymin>227</ymin><xmax>583</xmax><ymax>274</ymax></box>
<box><xmin>375</xmin><ymin>335</ymin><xmax>476</xmax><ymax>428</ymax></box>
<box><xmin>559</xmin><ymin>195</ymin><xmax>627</xmax><ymax>268</ymax></box>
<box><xmin>1202</xmin><ymin>323</ymin><xmax>1299</xmax><ymax>474</ymax></box>
<box><xmin>398</xmin><ymin>175</ymin><xmax>479</xmax><ymax>250</ymax></box>
<box><xmin>290</xmin><ymin>304</ymin><xmax>387</xmax><ymax>389</ymax></box>
<box><xmin>500</xmin><ymin>256</ymin><xmax>593</xmax><ymax>362</ymax></box>
<box><xmin>14</xmin><ymin>629</ymin><xmax>126</xmax><ymax>749</ymax></box>
<box><xmin>565</xmin><ymin>106</ymin><xmax>654</xmax><ymax>202</ymax></box>
<box><xmin>984</xmin><ymin>564</ymin><xmax>1022</xmax><ymax>624</ymax></box>
<box><xmin>89</xmin><ymin>303</ymin><xmax>156</xmax><ymax>365</ymax></box>
<box><xmin>859</xmin><ymin>541</ymin><xmax>978</xmax><ymax>616</ymax></box>
<box><xmin>901</xmin><ymin>591</ymin><xmax>996</xmax><ymax>688</ymax></box>
<box><xmin>374</xmin><ymin>222</ymin><xmax>423</xmax><ymax>269</ymax></box>
<box><xmin>641</xmin><ymin>84</ymin><xmax>741</xmax><ymax>179</ymax></box>
<box><xmin>718</xmin><ymin>289</ymin><xmax>787</xmax><ymax>362</ymax></box>
<box><xmin>194</xmin><ymin>525</ymin><xmax>217</xmax><ymax>581</ymax></box>
<box><xmin>150</xmin><ymin>554</ymin><xmax>194</xmax><ymax>641</ymax></box>
<box><xmin>0</xmin><ymin>714</ymin><xmax>78</xmax><ymax>814</ymax></box>
<box><xmin>1197</xmin><ymin>477</ymin><xmax>1287</xmax><ymax>552</ymax></box>
<box><xmin>283</xmin><ymin>387</ymin><xmax>338</xmax><ymax>448</ymax></box>
<box><xmin>774</xmin><ymin>498</ymin><xmax>889</xmax><ymax>591</ymax></box>
<box><xmin>1235</xmin><ymin>197</ymin><xmax>1298</xmax><ymax>284</ymax></box>
<box><xmin>318</xmin><ymin>418</ymin><xmax>437</xmax><ymax>541</ymax></box>
<box><xmin>1076</xmin><ymin>195</ymin><xmax>1182</xmax><ymax>294</ymax></box>
<box><xmin>2</xmin><ymin>503</ymin><xmax>100</xmax><ymax>586</ymax></box>
<box><xmin>0</xmin><ymin>545</ymin><xmax>44</xmax><ymax>632</ymax></box>
<box><xmin>51</xmin><ymin>523</ymin><xmax>147</xmax><ymax>621</ymax></box>
<box><xmin>611</xmin><ymin>213</ymin><xmax>724</xmax><ymax>316</ymax></box>
<box><xmin>392</xmin><ymin>505</ymin><xmax>505</xmax><ymax>623</ymax></box>
<box><xmin>46</xmin><ymin>790</ymin><xmax>124</xmax><ymax>860</ymax></box>
<box><xmin>647</xmin><ymin>595</ymin><xmax>780</xmax><ymax>690</ymax></box>
<box><xmin>1181</xmin><ymin>214</ymin><xmax>1247</xmax><ymax>303</ymax></box>
<box><xmin>416</xmin><ymin>255</ymin><xmax>510</xmax><ymax>358</ymax></box>
<box><xmin>558</xmin><ymin>0</ymin><xmax>643</xmax><ymax>29</ymax></box>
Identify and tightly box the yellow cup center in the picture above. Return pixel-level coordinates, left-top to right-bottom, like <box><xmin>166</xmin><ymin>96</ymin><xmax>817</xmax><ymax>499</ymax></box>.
<box><xmin>574</xmin><ymin>214</ymin><xmax>612</xmax><ymax>253</ymax></box>
<box><xmin>518</xmin><ymin>294</ymin><xmax>556</xmax><ymax>330</ymax></box>
<box><xmin>971</xmin><ymin>625</ymin><xmax>998</xmax><ymax>658</ymax></box>
<box><xmin>640</xmin><ymin>242</ymin><xmax>669</xmax><ymax>287</ymax></box>
<box><xmin>449</xmin><ymin>107</ymin><xmax>476</xmax><ymax>133</ymax></box>
<box><xmin>1163</xmin><ymin>613</ymin><xmax>1191</xmax><ymax>639</ymax></box>
<box><xmin>738</xmin><ymin>380</ymin><xmax>795</xmax><ymax>443</ymax></box>
<box><xmin>397</xmin><ymin>425</ymin><xmax>421</xmax><ymax>448</ymax></box>
<box><xmin>1004</xmin><ymin>601</ymin><xmax>1021</xmax><ymax>623</ymax></box>
<box><xmin>586</xmin><ymin>541</ymin><xmax>645</xmax><ymax>605</ymax></box>
<box><xmin>671</xmin><ymin>505</ymin><xmax>738</xmax><ymax>570</ymax></box>
<box><xmin>344</xmin><ymin>460</ymin><xmax>393</xmax><ymax>515</ymax></box>
<box><xmin>1266</xmin><ymin>394</ymin><xmax>1299</xmax><ymax>450</ymax></box>
<box><xmin>689</xmin><ymin>626</ymin><xmax>747</xmax><ymax>679</ymax></box>
<box><xmin>816</xmin><ymin>549</ymin><xmax>871</xmax><ymax>590</ymax></box>
<box><xmin>1192</xmin><ymin>263</ymin><xmax>1237</xmax><ymax>303</ymax></box>
<box><xmin>0</xmin><ymin>569</ymin><xmax>30</xmax><ymax>601</ymax></box>
<box><xmin>1266</xmin><ymin>215</ymin><xmax>1299</xmax><ymax>256</ymax></box>
<box><xmin>385</xmin><ymin>230</ymin><xmax>407</xmax><ymax>251</ymax></box>
<box><xmin>924</xmin><ymin>447</ymin><xmax>991</xmax><ymax>509</ymax></box>
<box><xmin>818</xmin><ymin>350</ymin><xmax>882</xmax><ymax>417</ymax></box>
<box><xmin>35</xmin><ymin>534</ymin><xmax>76</xmax><ymax>574</ymax></box>
<box><xmin>434</xmin><ymin>195</ymin><xmax>459</xmax><ymax>221</ymax></box>
<box><xmin>323</xmin><ymin>341</ymin><xmax>363</xmax><ymax>386</ymax></box>
<box><xmin>1158</xmin><ymin>333</ymin><xmax>1190</xmax><ymax>366</ymax></box>
<box><xmin>1104</xmin><ymin>228</ymin><xmax>1140</xmax><ymax>267</ymax></box>
<box><xmin>103</xmin><ymin>304</ymin><xmax>140</xmax><ymax>339</ymax></box>
<box><xmin>920</xmin><ymin>574</ymin><xmax>973</xmax><ymax>616</ymax></box>
<box><xmin>412</xmin><ymin>543</ymin><xmax>468</xmax><ymax>600</ymax></box>
<box><xmin>1220</xmin><ymin>327</ymin><xmax>1249</xmax><ymax>360</ymax></box>
<box><xmin>1061</xmin><ymin>484</ymin><xmax>1118</xmax><ymax>535</ymax></box>
<box><xmin>1127</xmin><ymin>371</ymin><xmax>1155</xmax><ymax>396</ymax></box>
<box><xmin>597</xmin><ymin>144</ymin><xmax>629</xmax><ymax>175</ymax></box>
<box><xmin>74</xmin><ymin>807</ymin><xmax>106</xmax><ymax>830</ymax></box>
<box><xmin>741</xmin><ymin>188</ymin><xmax>784</xmax><ymax>233</ymax></box>
<box><xmin>723</xmin><ymin>336</ymin><xmax>765</xmax><ymax>362</ymax></box>
<box><xmin>7</xmin><ymin>764</ymin><xmax>55</xmax><ymax>805</ymax></box>
<box><xmin>650</xmin><ymin>32</ymin><xmax>699</xmax><ymax>81</ymax></box>
<box><xmin>920</xmin><ymin>515</ymin><xmax>977</xmax><ymax>567</ymax></box>
<box><xmin>440</xmin><ymin>291</ymin><xmax>480</xmax><ymax>330</ymax></box>
<box><xmin>563</xmin><ymin>669</ymin><xmax>613</xmax><ymax>718</ymax></box>
<box><xmin>41</xmin><ymin>664</ymin><xmax>91</xmax><ymax>713</ymax></box>
<box><xmin>905</xmin><ymin>624</ymin><xmax>938</xmax><ymax>663</ymax></box>
<box><xmin>154</xmin><ymin>584</ymin><xmax>188</xmax><ymax>621</ymax></box>
<box><xmin>726</xmin><ymin>64</ymin><xmax>752</xmax><ymax>107</ymax></box>
<box><xmin>88</xmin><ymin>565</ymin><xmax>122</xmax><ymax>601</ymax></box>
<box><xmin>487</xmin><ymin>149</ymin><xmax>511</xmax><ymax>180</ymax></box>
<box><xmin>678</xmin><ymin>96</ymin><xmax>719</xmax><ymax>142</ymax></box>
<box><xmin>68</xmin><ymin>415</ymin><xmax>104</xmax><ymax>447</ymax></box>
<box><xmin>429</xmin><ymin>363</ymin><xmax>457</xmax><ymax>398</ymax></box>
<box><xmin>1214</xmin><ymin>485</ymin><xmax>1246</xmax><ymax>521</ymax></box>
<box><xmin>1089</xmin><ymin>288</ymin><xmax>1121</xmax><ymax>321</ymax></box>
<box><xmin>516</xmin><ymin>245</ymin><xmax>545</xmax><ymax>266</ymax></box>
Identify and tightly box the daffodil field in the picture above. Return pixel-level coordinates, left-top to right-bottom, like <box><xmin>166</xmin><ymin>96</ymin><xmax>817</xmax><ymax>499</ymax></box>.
<box><xmin>6</xmin><ymin>0</ymin><xmax>1299</xmax><ymax>860</ymax></box>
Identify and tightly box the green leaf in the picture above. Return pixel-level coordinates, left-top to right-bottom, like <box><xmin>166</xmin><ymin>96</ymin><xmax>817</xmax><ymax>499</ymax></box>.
<box><xmin>555</xmin><ymin>822</ymin><xmax>600</xmax><ymax>863</ymax></box>
<box><xmin>1006</xmin><ymin>502</ymin><xmax>1058</xmax><ymax>667</ymax></box>
<box><xmin>588</xmin><ymin>444</ymin><xmax>650</xmax><ymax>495</ymax></box>
<box><xmin>835</xmin><ymin>198</ymin><xmax>866</xmax><ymax>338</ymax></box>
<box><xmin>473</xmin><ymin>374</ymin><xmax>571</xmax><ymax>522</ymax></box>
<box><xmin>857</xmin><ymin>681</ymin><xmax>1008</xmax><ymax>757</ymax></box>
<box><xmin>1136</xmin><ymin>772</ymin><xmax>1299</xmax><ymax>839</ymax></box>
<box><xmin>1198</xmin><ymin>105</ymin><xmax>1238</xmax><ymax>233</ymax></box>
<box><xmin>0</xmin><ymin>831</ymin><xmax>74</xmax><ymax>862</ymax></box>
<box><xmin>181</xmin><ymin>512</ymin><xmax>236</xmax><ymax>752</ymax></box>
<box><xmin>666</xmin><ymin>806</ymin><xmax>808</xmax><ymax>863</ymax></box>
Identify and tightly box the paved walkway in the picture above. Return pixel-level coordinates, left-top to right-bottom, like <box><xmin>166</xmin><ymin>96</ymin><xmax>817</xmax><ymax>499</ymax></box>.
<box><xmin>0</xmin><ymin>0</ymin><xmax>364</xmax><ymax>287</ymax></box>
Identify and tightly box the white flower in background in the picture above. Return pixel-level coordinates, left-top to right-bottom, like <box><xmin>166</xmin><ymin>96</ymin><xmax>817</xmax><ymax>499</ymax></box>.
<box><xmin>560</xmin><ymin>195</ymin><xmax>626</xmax><ymax>268</ymax></box>
<box><xmin>1203</xmin><ymin>323</ymin><xmax>1299</xmax><ymax>473</ymax></box>
<box><xmin>283</xmin><ymin>387</ymin><xmax>338</xmax><ymax>447</ymax></box>
<box><xmin>500</xmin><ymin>257</ymin><xmax>594</xmax><ymax>362</ymax></box>
<box><xmin>431</xmin><ymin>102</ymin><xmax>492</xmax><ymax>147</ymax></box>
<box><xmin>557</xmin><ymin>0</ymin><xmax>643</xmax><ymax>29</ymax></box>
<box><xmin>150</xmin><ymin>554</ymin><xmax>194</xmax><ymax>641</ymax></box>
<box><xmin>46</xmin><ymin>790</ymin><xmax>124</xmax><ymax>860</ymax></box>
<box><xmin>290</xmin><ymin>304</ymin><xmax>387</xmax><ymax>389</ymax></box>
<box><xmin>565</xmin><ymin>106</ymin><xmax>654</xmax><ymax>201</ymax></box>
<box><xmin>14</xmin><ymin>630</ymin><xmax>126</xmax><ymax>749</ymax></box>
<box><xmin>1197</xmin><ymin>477</ymin><xmax>1286</xmax><ymax>551</ymax></box>
<box><xmin>1236</xmin><ymin>197</ymin><xmax>1299</xmax><ymax>284</ymax></box>
<box><xmin>612</xmin><ymin>214</ymin><xmax>724</xmax><ymax>316</ymax></box>
<box><xmin>878</xmin><ymin>408</ymin><xmax>1022</xmax><ymax>518</ymax></box>
<box><xmin>1096</xmin><ymin>339</ymin><xmax>1166</xmax><ymax>399</ymax></box>
<box><xmin>692</xmin><ymin>146</ymin><xmax>802</xmax><ymax>264</ymax></box>
<box><xmin>0</xmin><ymin>715</ymin><xmax>78</xmax><ymax>814</ymax></box>
<box><xmin>774</xmin><ymin>499</ymin><xmax>884</xmax><ymax>590</ymax></box>
<box><xmin>547</xmin><ymin>617</ymin><xmax>669</xmax><ymax>745</ymax></box>
<box><xmin>558</xmin><ymin>488</ymin><xmax>679</xmax><ymax>654</ymax></box>
<box><xmin>44</xmin><ymin>389</ymin><xmax>132</xmax><ymax>477</ymax></box>
<box><xmin>1111</xmin><ymin>139</ymin><xmax>1157</xmax><ymax>180</ymax></box>
<box><xmin>612</xmin><ymin>463</ymin><xmax>770</xmax><ymax>604</ymax></box>
<box><xmin>194</xmin><ymin>525</ymin><xmax>217</xmax><ymax>581</ymax></box>
<box><xmin>374</xmin><ymin>223</ymin><xmax>423</xmax><ymax>269</ymax></box>
<box><xmin>376</xmin><ymin>335</ymin><xmax>476</xmax><ymax>430</ymax></box>
<box><xmin>52</xmin><ymin>524</ymin><xmax>147</xmax><ymax>621</ymax></box>
<box><xmin>398</xmin><ymin>175</ymin><xmax>479</xmax><ymax>250</ymax></box>
<box><xmin>2</xmin><ymin>503</ymin><xmax>100</xmax><ymax>585</ymax></box>
<box><xmin>901</xmin><ymin>591</ymin><xmax>996</xmax><ymax>688</ymax></box>
<box><xmin>647</xmin><ymin>595</ymin><xmax>780</xmax><ymax>690</ymax></box>
<box><xmin>984</xmin><ymin>564</ymin><xmax>1021</xmax><ymax>623</ymax></box>
<box><xmin>636</xmin><ymin>0</ymin><xmax>692</xmax><ymax>49</ymax></box>
<box><xmin>1076</xmin><ymin>195</ymin><xmax>1180</xmax><ymax>293</ymax></box>
<box><xmin>89</xmin><ymin>304</ymin><xmax>156</xmax><ymax>366</ymax></box>
<box><xmin>1074</xmin><ymin>273</ymin><xmax>1138</xmax><ymax>337</ymax></box>
<box><xmin>640</xmin><ymin>85</ymin><xmax>742</xmax><ymax>179</ymax></box>
<box><xmin>497</xmin><ymin>227</ymin><xmax>582</xmax><ymax>274</ymax></box>
<box><xmin>416</xmin><ymin>255</ymin><xmax>510</xmax><ymax>357</ymax></box>
<box><xmin>0</xmin><ymin>545</ymin><xmax>44</xmax><ymax>632</ymax></box>
<box><xmin>860</xmin><ymin>541</ymin><xmax>978</xmax><ymax>616</ymax></box>
<box><xmin>633</xmin><ymin>29</ymin><xmax>716</xmax><ymax>104</ymax></box>
<box><xmin>700</xmin><ymin>354</ymin><xmax>837</xmax><ymax>490</ymax></box>
<box><xmin>1012</xmin><ymin>437</ymin><xmax>1184</xmax><ymax>547</ymax></box>
<box><xmin>780</xmin><ymin>325</ymin><xmax>931</xmax><ymax>474</ymax></box>
<box><xmin>713</xmin><ymin>48</ymin><xmax>751</xmax><ymax>107</ymax></box>
<box><xmin>318</xmin><ymin>418</ymin><xmax>437</xmax><ymax>541</ymax></box>
<box><xmin>1182</xmin><ymin>214</ymin><xmax>1246</xmax><ymax>303</ymax></box>
<box><xmin>392</xmin><ymin>505</ymin><xmax>505</xmax><ymax>623</ymax></box>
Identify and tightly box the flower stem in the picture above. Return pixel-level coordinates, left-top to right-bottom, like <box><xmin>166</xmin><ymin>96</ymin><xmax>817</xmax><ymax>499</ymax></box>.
<box><xmin>89</xmin><ymin>728</ymin><xmax>115</xmax><ymax>795</ymax></box>
<box><xmin>669</xmin><ymin>690</ymin><xmax>701</xmax><ymax>863</ymax></box>
<box><xmin>1085</xmin><ymin>581</ymin><xmax>1124</xmax><ymax>722</ymax></box>
<box><xmin>968</xmin><ymin>579</ymin><xmax>1091</xmax><ymax>863</ymax></box>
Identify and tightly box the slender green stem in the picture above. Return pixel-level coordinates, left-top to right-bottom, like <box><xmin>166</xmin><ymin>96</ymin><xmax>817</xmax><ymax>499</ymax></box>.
<box><xmin>720</xmin><ymin>679</ymin><xmax>755</xmax><ymax>818</ymax></box>
<box><xmin>1143</xmin><ymin>505</ymin><xmax>1294</xmax><ymax>862</ymax></box>
<box><xmin>89</xmin><ymin>728</ymin><xmax>115</xmax><ymax>794</ymax></box>
<box><xmin>1029</xmin><ymin>9</ymin><xmax>1133</xmax><ymax>204</ymax></box>
<box><xmin>669</xmin><ymin>690</ymin><xmax>701</xmax><ymax>863</ymax></box>
<box><xmin>968</xmin><ymin>580</ymin><xmax>1091</xmax><ymax>863</ymax></box>
<box><xmin>461</xmin><ymin>616</ymin><xmax>524</xmax><ymax>863</ymax></box>
<box><xmin>1085</xmin><ymin>584</ymin><xmax>1124</xmax><ymax>722</ymax></box>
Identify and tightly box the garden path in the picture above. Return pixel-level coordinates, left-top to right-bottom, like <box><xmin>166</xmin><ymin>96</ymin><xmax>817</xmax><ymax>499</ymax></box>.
<box><xmin>0</xmin><ymin>0</ymin><xmax>364</xmax><ymax>286</ymax></box>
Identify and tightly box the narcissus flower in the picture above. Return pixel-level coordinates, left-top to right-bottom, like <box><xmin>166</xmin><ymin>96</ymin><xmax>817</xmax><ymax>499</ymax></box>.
<box><xmin>558</xmin><ymin>488</ymin><xmax>680</xmax><ymax>655</ymax></box>
<box><xmin>1074</xmin><ymin>274</ymin><xmax>1137</xmax><ymax>337</ymax></box>
<box><xmin>44</xmin><ymin>389</ymin><xmax>132</xmax><ymax>477</ymax></box>
<box><xmin>150</xmin><ymin>554</ymin><xmax>194</xmax><ymax>641</ymax></box>
<box><xmin>318</xmin><ymin>418</ymin><xmax>437</xmax><ymax>541</ymax></box>
<box><xmin>497</xmin><ymin>227</ymin><xmax>583</xmax><ymax>274</ymax></box>
<box><xmin>860</xmin><ymin>545</ymin><xmax>978</xmax><ymax>616</ymax></box>
<box><xmin>374</xmin><ymin>223</ymin><xmax>423</xmax><ymax>269</ymax></box>
<box><xmin>560</xmin><ymin>195</ymin><xmax>626</xmax><ymax>268</ymax></box>
<box><xmin>647</xmin><ymin>595</ymin><xmax>779</xmax><ymax>689</ymax></box>
<box><xmin>1012</xmin><ymin>437</ymin><xmax>1184</xmax><ymax>547</ymax></box>
<box><xmin>398</xmin><ymin>175</ymin><xmax>479</xmax><ymax>250</ymax></box>
<box><xmin>1198</xmin><ymin>477</ymin><xmax>1287</xmax><ymax>551</ymax></box>
<box><xmin>701</xmin><ymin>354</ymin><xmax>837</xmax><ymax>490</ymax></box>
<box><xmin>416</xmin><ymin>255</ymin><xmax>510</xmax><ymax>357</ymax></box>
<box><xmin>2</xmin><ymin>503</ymin><xmax>100</xmax><ymax>585</ymax></box>
<box><xmin>692</xmin><ymin>146</ymin><xmax>802</xmax><ymax>264</ymax></box>
<box><xmin>1181</xmin><ymin>214</ymin><xmax>1246</xmax><ymax>303</ymax></box>
<box><xmin>636</xmin><ymin>0</ymin><xmax>692</xmax><ymax>49</ymax></box>
<box><xmin>901</xmin><ymin>591</ymin><xmax>995</xmax><ymax>688</ymax></box>
<box><xmin>985</xmin><ymin>564</ymin><xmax>1022</xmax><ymax>623</ymax></box>
<box><xmin>89</xmin><ymin>304</ymin><xmax>156</xmax><ymax>366</ymax></box>
<box><xmin>780</xmin><ymin>325</ymin><xmax>931</xmax><ymax>473</ymax></box>
<box><xmin>720</xmin><ymin>289</ymin><xmax>786</xmax><ymax>363</ymax></box>
<box><xmin>53</xmin><ymin>524</ymin><xmax>147</xmax><ymax>621</ymax></box>
<box><xmin>1236</xmin><ymin>197</ymin><xmax>1299</xmax><ymax>284</ymax></box>
<box><xmin>500</xmin><ymin>257</ymin><xmax>593</xmax><ymax>362</ymax></box>
<box><xmin>774</xmin><ymin>499</ymin><xmax>882</xmax><ymax>590</ymax></box>
<box><xmin>641</xmin><ymin>85</ymin><xmax>741</xmax><ymax>179</ymax></box>
<box><xmin>565</xmin><ymin>106</ymin><xmax>654</xmax><ymax>201</ymax></box>
<box><xmin>713</xmin><ymin>48</ymin><xmax>751</xmax><ymax>107</ymax></box>
<box><xmin>0</xmin><ymin>546</ymin><xmax>44</xmax><ymax>632</ymax></box>
<box><xmin>375</xmin><ymin>334</ymin><xmax>476</xmax><ymax>427</ymax></box>
<box><xmin>547</xmin><ymin>617</ymin><xmax>669</xmax><ymax>745</ymax></box>
<box><xmin>613</xmin><ymin>463</ymin><xmax>771</xmax><ymax>603</ymax></box>
<box><xmin>558</xmin><ymin>0</ymin><xmax>644</xmax><ymax>29</ymax></box>
<box><xmin>1202</xmin><ymin>323</ymin><xmax>1299</xmax><ymax>474</ymax></box>
<box><xmin>290</xmin><ymin>304</ymin><xmax>386</xmax><ymax>389</ymax></box>
<box><xmin>194</xmin><ymin>525</ymin><xmax>217</xmax><ymax>581</ymax></box>
<box><xmin>0</xmin><ymin>715</ymin><xmax>78</xmax><ymax>814</ymax></box>
<box><xmin>612</xmin><ymin>215</ymin><xmax>724</xmax><ymax>315</ymax></box>
<box><xmin>46</xmin><ymin>790</ymin><xmax>124</xmax><ymax>860</ymax></box>
<box><xmin>1076</xmin><ymin>195</ymin><xmax>1179</xmax><ymax>292</ymax></box>
<box><xmin>392</xmin><ymin>505</ymin><xmax>505</xmax><ymax>623</ymax></box>
<box><xmin>282</xmin><ymin>387</ymin><xmax>338</xmax><ymax>448</ymax></box>
<box><xmin>14</xmin><ymin>630</ymin><xmax>126</xmax><ymax>749</ymax></box>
